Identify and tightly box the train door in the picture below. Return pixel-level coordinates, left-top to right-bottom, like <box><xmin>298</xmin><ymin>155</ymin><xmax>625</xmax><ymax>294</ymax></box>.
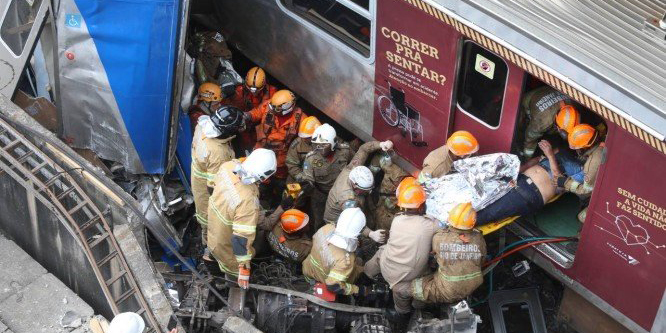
<box><xmin>451</xmin><ymin>41</ymin><xmax>523</xmax><ymax>154</ymax></box>
<box><xmin>0</xmin><ymin>0</ymin><xmax>50</xmax><ymax>98</ymax></box>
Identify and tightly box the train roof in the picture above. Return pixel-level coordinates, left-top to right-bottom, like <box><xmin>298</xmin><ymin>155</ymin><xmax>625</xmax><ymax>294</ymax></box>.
<box><xmin>431</xmin><ymin>0</ymin><xmax>666</xmax><ymax>140</ymax></box>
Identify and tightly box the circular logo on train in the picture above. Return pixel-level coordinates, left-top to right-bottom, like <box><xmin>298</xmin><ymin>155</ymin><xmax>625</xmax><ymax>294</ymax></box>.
<box><xmin>478</xmin><ymin>59</ymin><xmax>492</xmax><ymax>73</ymax></box>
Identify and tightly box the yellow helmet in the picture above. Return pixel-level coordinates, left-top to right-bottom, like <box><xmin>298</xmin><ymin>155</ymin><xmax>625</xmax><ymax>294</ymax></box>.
<box><xmin>448</xmin><ymin>202</ymin><xmax>476</xmax><ymax>230</ymax></box>
<box><xmin>198</xmin><ymin>82</ymin><xmax>222</xmax><ymax>102</ymax></box>
<box><xmin>298</xmin><ymin>116</ymin><xmax>321</xmax><ymax>138</ymax></box>
<box><xmin>397</xmin><ymin>184</ymin><xmax>426</xmax><ymax>209</ymax></box>
<box><xmin>270</xmin><ymin>90</ymin><xmax>296</xmax><ymax>115</ymax></box>
<box><xmin>245</xmin><ymin>67</ymin><xmax>266</xmax><ymax>92</ymax></box>
<box><xmin>446</xmin><ymin>131</ymin><xmax>479</xmax><ymax>157</ymax></box>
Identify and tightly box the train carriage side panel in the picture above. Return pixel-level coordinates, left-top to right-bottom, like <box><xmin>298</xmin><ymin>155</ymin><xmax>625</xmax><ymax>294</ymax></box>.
<box><xmin>570</xmin><ymin>122</ymin><xmax>666</xmax><ymax>330</ymax></box>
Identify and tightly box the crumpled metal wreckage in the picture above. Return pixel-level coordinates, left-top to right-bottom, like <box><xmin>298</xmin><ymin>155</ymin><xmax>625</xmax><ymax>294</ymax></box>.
<box><xmin>424</xmin><ymin>153</ymin><xmax>520</xmax><ymax>224</ymax></box>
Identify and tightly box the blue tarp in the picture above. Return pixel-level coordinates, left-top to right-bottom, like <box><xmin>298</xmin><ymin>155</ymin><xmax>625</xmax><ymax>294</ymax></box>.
<box><xmin>75</xmin><ymin>0</ymin><xmax>180</xmax><ymax>174</ymax></box>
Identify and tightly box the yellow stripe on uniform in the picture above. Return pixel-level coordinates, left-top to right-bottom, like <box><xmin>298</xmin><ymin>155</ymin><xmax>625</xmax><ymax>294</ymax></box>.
<box><xmin>191</xmin><ymin>164</ymin><xmax>214</xmax><ymax>180</ymax></box>
<box><xmin>235</xmin><ymin>254</ymin><xmax>252</xmax><ymax>262</ymax></box>
<box><xmin>232</xmin><ymin>224</ymin><xmax>257</xmax><ymax>233</ymax></box>
<box><xmin>195</xmin><ymin>213</ymin><xmax>208</xmax><ymax>225</ymax></box>
<box><xmin>211</xmin><ymin>206</ymin><xmax>233</xmax><ymax>225</ymax></box>
<box><xmin>412</xmin><ymin>278</ymin><xmax>425</xmax><ymax>301</ymax></box>
<box><xmin>327</xmin><ymin>271</ymin><xmax>348</xmax><ymax>282</ymax></box>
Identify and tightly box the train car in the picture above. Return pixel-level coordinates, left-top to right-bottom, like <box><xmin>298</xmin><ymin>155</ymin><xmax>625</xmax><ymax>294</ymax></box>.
<box><xmin>210</xmin><ymin>0</ymin><xmax>666</xmax><ymax>331</ymax></box>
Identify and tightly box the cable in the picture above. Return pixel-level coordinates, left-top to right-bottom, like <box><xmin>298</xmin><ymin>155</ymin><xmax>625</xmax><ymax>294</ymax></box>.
<box><xmin>483</xmin><ymin>238</ymin><xmax>574</xmax><ymax>268</ymax></box>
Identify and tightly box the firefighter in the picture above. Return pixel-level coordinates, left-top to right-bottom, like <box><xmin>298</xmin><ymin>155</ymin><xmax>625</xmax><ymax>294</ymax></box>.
<box><xmin>368</xmin><ymin>153</ymin><xmax>411</xmax><ymax>230</ymax></box>
<box><xmin>322</xmin><ymin>139</ymin><xmax>394</xmax><ymax>242</ymax></box>
<box><xmin>301</xmin><ymin>124</ymin><xmax>353</xmax><ymax>229</ymax></box>
<box><xmin>246</xmin><ymin>89</ymin><xmax>306</xmax><ymax>205</ymax></box>
<box><xmin>258</xmin><ymin>208</ymin><xmax>312</xmax><ymax>262</ymax></box>
<box><xmin>286</xmin><ymin>116</ymin><xmax>322</xmax><ymax>183</ymax></box>
<box><xmin>554</xmin><ymin>124</ymin><xmax>606</xmax><ymax>222</ymax></box>
<box><xmin>521</xmin><ymin>85</ymin><xmax>576</xmax><ymax>158</ymax></box>
<box><xmin>189</xmin><ymin>82</ymin><xmax>223</xmax><ymax>125</ymax></box>
<box><xmin>364</xmin><ymin>182</ymin><xmax>440</xmax><ymax>315</ymax></box>
<box><xmin>404</xmin><ymin>203</ymin><xmax>486</xmax><ymax>305</ymax></box>
<box><xmin>207</xmin><ymin>148</ymin><xmax>277</xmax><ymax>288</ymax></box>
<box><xmin>418</xmin><ymin>131</ymin><xmax>479</xmax><ymax>183</ymax></box>
<box><xmin>191</xmin><ymin>105</ymin><xmax>245</xmax><ymax>251</ymax></box>
<box><xmin>229</xmin><ymin>67</ymin><xmax>278</xmax><ymax>155</ymax></box>
<box><xmin>302</xmin><ymin>207</ymin><xmax>367</xmax><ymax>296</ymax></box>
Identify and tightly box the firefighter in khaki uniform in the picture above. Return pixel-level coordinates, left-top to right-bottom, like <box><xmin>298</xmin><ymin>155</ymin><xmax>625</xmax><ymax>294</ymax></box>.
<box><xmin>285</xmin><ymin>116</ymin><xmax>321</xmax><ymax>183</ymax></box>
<box><xmin>258</xmin><ymin>209</ymin><xmax>312</xmax><ymax>263</ymax></box>
<box><xmin>301</xmin><ymin>124</ymin><xmax>353</xmax><ymax>229</ymax></box>
<box><xmin>418</xmin><ymin>131</ymin><xmax>479</xmax><ymax>183</ymax></box>
<box><xmin>191</xmin><ymin>105</ymin><xmax>244</xmax><ymax>248</ymax></box>
<box><xmin>554</xmin><ymin>124</ymin><xmax>606</xmax><ymax>222</ymax></box>
<box><xmin>364</xmin><ymin>182</ymin><xmax>439</xmax><ymax>316</ymax></box>
<box><xmin>208</xmin><ymin>149</ymin><xmax>277</xmax><ymax>288</ymax></box>
<box><xmin>368</xmin><ymin>154</ymin><xmax>411</xmax><ymax>231</ymax></box>
<box><xmin>322</xmin><ymin>139</ymin><xmax>394</xmax><ymax>242</ymax></box>
<box><xmin>520</xmin><ymin>86</ymin><xmax>574</xmax><ymax>158</ymax></box>
<box><xmin>405</xmin><ymin>203</ymin><xmax>487</xmax><ymax>304</ymax></box>
<box><xmin>246</xmin><ymin>90</ymin><xmax>306</xmax><ymax>203</ymax></box>
<box><xmin>302</xmin><ymin>208</ymin><xmax>367</xmax><ymax>296</ymax></box>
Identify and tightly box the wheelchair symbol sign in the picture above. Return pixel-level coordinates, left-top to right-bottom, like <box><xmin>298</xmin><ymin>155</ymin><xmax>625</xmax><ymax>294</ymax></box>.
<box><xmin>65</xmin><ymin>14</ymin><xmax>82</xmax><ymax>28</ymax></box>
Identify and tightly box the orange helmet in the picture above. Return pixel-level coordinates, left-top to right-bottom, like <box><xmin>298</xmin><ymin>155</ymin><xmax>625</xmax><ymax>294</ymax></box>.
<box><xmin>446</xmin><ymin>131</ymin><xmax>479</xmax><ymax>156</ymax></box>
<box><xmin>568</xmin><ymin>124</ymin><xmax>597</xmax><ymax>149</ymax></box>
<box><xmin>448</xmin><ymin>202</ymin><xmax>476</xmax><ymax>230</ymax></box>
<box><xmin>298</xmin><ymin>116</ymin><xmax>321</xmax><ymax>138</ymax></box>
<box><xmin>397</xmin><ymin>184</ymin><xmax>426</xmax><ymax>209</ymax></box>
<box><xmin>395</xmin><ymin>176</ymin><xmax>418</xmax><ymax>197</ymax></box>
<box><xmin>245</xmin><ymin>67</ymin><xmax>267</xmax><ymax>91</ymax></box>
<box><xmin>555</xmin><ymin>104</ymin><xmax>580</xmax><ymax>133</ymax></box>
<box><xmin>269</xmin><ymin>90</ymin><xmax>296</xmax><ymax>115</ymax></box>
<box><xmin>280</xmin><ymin>209</ymin><xmax>309</xmax><ymax>233</ymax></box>
<box><xmin>198</xmin><ymin>82</ymin><xmax>222</xmax><ymax>102</ymax></box>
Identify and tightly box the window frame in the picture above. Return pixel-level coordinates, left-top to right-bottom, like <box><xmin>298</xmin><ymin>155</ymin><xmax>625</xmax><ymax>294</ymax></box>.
<box><xmin>0</xmin><ymin>0</ymin><xmax>41</xmax><ymax>58</ymax></box>
<box><xmin>455</xmin><ymin>40</ymin><xmax>510</xmax><ymax>130</ymax></box>
<box><xmin>276</xmin><ymin>0</ymin><xmax>376</xmax><ymax>64</ymax></box>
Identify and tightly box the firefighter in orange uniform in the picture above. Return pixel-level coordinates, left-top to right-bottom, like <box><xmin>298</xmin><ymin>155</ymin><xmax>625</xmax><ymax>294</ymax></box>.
<box><xmin>246</xmin><ymin>89</ymin><xmax>306</xmax><ymax>204</ymax></box>
<box><xmin>228</xmin><ymin>67</ymin><xmax>278</xmax><ymax>154</ymax></box>
<box><xmin>188</xmin><ymin>82</ymin><xmax>223</xmax><ymax>125</ymax></box>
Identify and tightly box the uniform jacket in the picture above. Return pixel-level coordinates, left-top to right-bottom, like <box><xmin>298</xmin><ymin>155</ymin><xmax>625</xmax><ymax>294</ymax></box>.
<box><xmin>191</xmin><ymin>124</ymin><xmax>235</xmax><ymax>226</ymax></box>
<box><xmin>302</xmin><ymin>142</ymin><xmax>352</xmax><ymax>192</ymax></box>
<box><xmin>207</xmin><ymin>161</ymin><xmax>261</xmax><ymax>275</ymax></box>
<box><xmin>323</xmin><ymin>141</ymin><xmax>381</xmax><ymax>225</ymax></box>
<box><xmin>420</xmin><ymin>144</ymin><xmax>453</xmax><ymax>181</ymax></box>
<box><xmin>372</xmin><ymin>163</ymin><xmax>410</xmax><ymax>230</ymax></box>
<box><xmin>564</xmin><ymin>143</ymin><xmax>606</xmax><ymax>198</ymax></box>
<box><xmin>521</xmin><ymin>86</ymin><xmax>572</xmax><ymax>155</ymax></box>
<box><xmin>302</xmin><ymin>224</ymin><xmax>361</xmax><ymax>295</ymax></box>
<box><xmin>247</xmin><ymin>100</ymin><xmax>306</xmax><ymax>176</ymax></box>
<box><xmin>266</xmin><ymin>225</ymin><xmax>312</xmax><ymax>263</ymax></box>
<box><xmin>379</xmin><ymin>214</ymin><xmax>439</xmax><ymax>288</ymax></box>
<box><xmin>285</xmin><ymin>137</ymin><xmax>314</xmax><ymax>183</ymax></box>
<box><xmin>229</xmin><ymin>84</ymin><xmax>277</xmax><ymax>112</ymax></box>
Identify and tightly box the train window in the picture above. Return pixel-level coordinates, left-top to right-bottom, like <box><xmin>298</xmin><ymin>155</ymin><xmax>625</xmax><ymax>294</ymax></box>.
<box><xmin>281</xmin><ymin>0</ymin><xmax>372</xmax><ymax>57</ymax></box>
<box><xmin>456</xmin><ymin>41</ymin><xmax>508</xmax><ymax>128</ymax></box>
<box><xmin>1</xmin><ymin>0</ymin><xmax>43</xmax><ymax>56</ymax></box>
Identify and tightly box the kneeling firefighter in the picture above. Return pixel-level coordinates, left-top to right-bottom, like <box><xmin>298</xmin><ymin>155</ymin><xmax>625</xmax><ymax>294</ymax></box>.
<box><xmin>191</xmin><ymin>105</ymin><xmax>245</xmax><ymax>250</ymax></box>
<box><xmin>208</xmin><ymin>149</ymin><xmax>277</xmax><ymax>288</ymax></box>
<box><xmin>403</xmin><ymin>203</ymin><xmax>486</xmax><ymax>304</ymax></box>
<box><xmin>258</xmin><ymin>208</ymin><xmax>313</xmax><ymax>263</ymax></box>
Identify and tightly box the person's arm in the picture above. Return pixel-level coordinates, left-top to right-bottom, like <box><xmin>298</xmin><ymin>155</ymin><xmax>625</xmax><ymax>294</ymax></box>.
<box><xmin>285</xmin><ymin>141</ymin><xmax>305</xmax><ymax>182</ymax></box>
<box><xmin>325</xmin><ymin>256</ymin><xmax>359</xmax><ymax>295</ymax></box>
<box><xmin>538</xmin><ymin>140</ymin><xmax>562</xmax><ymax>178</ymax></box>
<box><xmin>348</xmin><ymin>141</ymin><xmax>382</xmax><ymax>167</ymax></box>
<box><xmin>246</xmin><ymin>101</ymin><xmax>266</xmax><ymax>124</ymax></box>
<box><xmin>560</xmin><ymin>149</ymin><xmax>604</xmax><ymax>196</ymax></box>
<box><xmin>231</xmin><ymin>200</ymin><xmax>260</xmax><ymax>268</ymax></box>
<box><xmin>257</xmin><ymin>206</ymin><xmax>285</xmax><ymax>231</ymax></box>
<box><xmin>519</xmin><ymin>156</ymin><xmax>543</xmax><ymax>173</ymax></box>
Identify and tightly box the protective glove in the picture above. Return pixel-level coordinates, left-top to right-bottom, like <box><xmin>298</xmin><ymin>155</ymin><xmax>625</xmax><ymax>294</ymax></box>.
<box><xmin>238</xmin><ymin>265</ymin><xmax>250</xmax><ymax>289</ymax></box>
<box><xmin>369</xmin><ymin>229</ymin><xmax>387</xmax><ymax>244</ymax></box>
<box><xmin>379</xmin><ymin>140</ymin><xmax>393</xmax><ymax>151</ymax></box>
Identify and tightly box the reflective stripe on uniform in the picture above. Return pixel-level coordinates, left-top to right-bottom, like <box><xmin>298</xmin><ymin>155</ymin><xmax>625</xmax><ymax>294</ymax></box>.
<box><xmin>412</xmin><ymin>278</ymin><xmax>425</xmax><ymax>301</ymax></box>
<box><xmin>232</xmin><ymin>224</ymin><xmax>257</xmax><ymax>233</ymax></box>
<box><xmin>211</xmin><ymin>206</ymin><xmax>233</xmax><ymax>225</ymax></box>
<box><xmin>218</xmin><ymin>261</ymin><xmax>238</xmax><ymax>276</ymax></box>
<box><xmin>195</xmin><ymin>213</ymin><xmax>208</xmax><ymax>225</ymax></box>
<box><xmin>235</xmin><ymin>254</ymin><xmax>252</xmax><ymax>263</ymax></box>
<box><xmin>438</xmin><ymin>269</ymin><xmax>482</xmax><ymax>282</ymax></box>
<box><xmin>327</xmin><ymin>270</ymin><xmax>348</xmax><ymax>282</ymax></box>
<box><xmin>309</xmin><ymin>256</ymin><xmax>327</xmax><ymax>276</ymax></box>
<box><xmin>192</xmin><ymin>164</ymin><xmax>215</xmax><ymax>180</ymax></box>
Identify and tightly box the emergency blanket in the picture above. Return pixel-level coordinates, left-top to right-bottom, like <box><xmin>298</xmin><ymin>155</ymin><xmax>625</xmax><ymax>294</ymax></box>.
<box><xmin>424</xmin><ymin>153</ymin><xmax>520</xmax><ymax>223</ymax></box>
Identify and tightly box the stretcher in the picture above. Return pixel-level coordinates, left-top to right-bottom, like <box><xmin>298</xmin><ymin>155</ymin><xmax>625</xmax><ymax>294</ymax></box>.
<box><xmin>477</xmin><ymin>194</ymin><xmax>563</xmax><ymax>235</ymax></box>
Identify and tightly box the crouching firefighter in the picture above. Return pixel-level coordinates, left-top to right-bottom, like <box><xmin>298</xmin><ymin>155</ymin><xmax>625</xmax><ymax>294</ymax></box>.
<box><xmin>402</xmin><ymin>203</ymin><xmax>486</xmax><ymax>305</ymax></box>
<box><xmin>191</xmin><ymin>105</ymin><xmax>245</xmax><ymax>251</ymax></box>
<box><xmin>302</xmin><ymin>208</ymin><xmax>368</xmax><ymax>297</ymax></box>
<box><xmin>418</xmin><ymin>131</ymin><xmax>479</xmax><ymax>183</ymax></box>
<box><xmin>258</xmin><ymin>208</ymin><xmax>313</xmax><ymax>263</ymax></box>
<box><xmin>208</xmin><ymin>149</ymin><xmax>277</xmax><ymax>288</ymax></box>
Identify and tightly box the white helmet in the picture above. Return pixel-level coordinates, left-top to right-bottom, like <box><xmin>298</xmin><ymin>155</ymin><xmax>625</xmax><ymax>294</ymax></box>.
<box><xmin>238</xmin><ymin>148</ymin><xmax>277</xmax><ymax>185</ymax></box>
<box><xmin>311</xmin><ymin>123</ymin><xmax>337</xmax><ymax>150</ymax></box>
<box><xmin>109</xmin><ymin>312</ymin><xmax>145</xmax><ymax>333</ymax></box>
<box><xmin>328</xmin><ymin>207</ymin><xmax>366</xmax><ymax>251</ymax></box>
<box><xmin>348</xmin><ymin>166</ymin><xmax>374</xmax><ymax>191</ymax></box>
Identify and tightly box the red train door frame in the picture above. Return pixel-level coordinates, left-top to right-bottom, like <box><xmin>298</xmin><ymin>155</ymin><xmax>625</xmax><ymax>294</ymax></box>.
<box><xmin>450</xmin><ymin>40</ymin><xmax>523</xmax><ymax>154</ymax></box>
